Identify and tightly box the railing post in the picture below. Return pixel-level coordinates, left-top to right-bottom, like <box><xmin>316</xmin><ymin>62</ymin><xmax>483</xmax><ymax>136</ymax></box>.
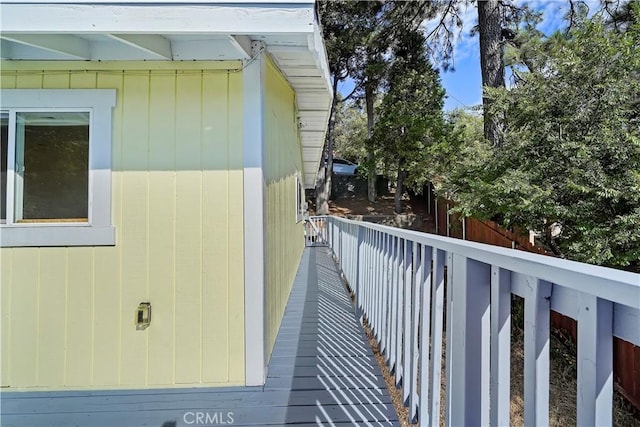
<box><xmin>524</xmin><ymin>278</ymin><xmax>551</xmax><ymax>427</ymax></box>
<box><xmin>577</xmin><ymin>294</ymin><xmax>613</xmax><ymax>426</ymax></box>
<box><xmin>490</xmin><ymin>266</ymin><xmax>511</xmax><ymax>427</ymax></box>
<box><xmin>446</xmin><ymin>254</ymin><xmax>491</xmax><ymax>426</ymax></box>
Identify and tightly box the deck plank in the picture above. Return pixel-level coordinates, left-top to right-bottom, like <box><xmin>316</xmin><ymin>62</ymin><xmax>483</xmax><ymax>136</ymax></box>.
<box><xmin>0</xmin><ymin>247</ymin><xmax>398</xmax><ymax>426</ymax></box>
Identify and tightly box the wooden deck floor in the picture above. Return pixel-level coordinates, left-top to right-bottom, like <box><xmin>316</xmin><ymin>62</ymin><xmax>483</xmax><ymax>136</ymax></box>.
<box><xmin>0</xmin><ymin>247</ymin><xmax>398</xmax><ymax>426</ymax></box>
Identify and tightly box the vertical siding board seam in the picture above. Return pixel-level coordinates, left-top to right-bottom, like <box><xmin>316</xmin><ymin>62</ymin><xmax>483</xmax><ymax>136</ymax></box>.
<box><xmin>35</xmin><ymin>249</ymin><xmax>41</xmax><ymax>385</ymax></box>
<box><xmin>8</xmin><ymin>249</ymin><xmax>13</xmax><ymax>386</ymax></box>
<box><xmin>63</xmin><ymin>247</ymin><xmax>69</xmax><ymax>385</ymax></box>
<box><xmin>225</xmin><ymin>71</ymin><xmax>231</xmax><ymax>382</ymax></box>
<box><xmin>117</xmin><ymin>70</ymin><xmax>125</xmax><ymax>386</ymax></box>
<box><xmin>90</xmin><ymin>247</ymin><xmax>96</xmax><ymax>386</ymax></box>
<box><xmin>172</xmin><ymin>70</ymin><xmax>178</xmax><ymax>386</ymax></box>
<box><xmin>199</xmin><ymin>70</ymin><xmax>204</xmax><ymax>383</ymax></box>
<box><xmin>145</xmin><ymin>70</ymin><xmax>151</xmax><ymax>386</ymax></box>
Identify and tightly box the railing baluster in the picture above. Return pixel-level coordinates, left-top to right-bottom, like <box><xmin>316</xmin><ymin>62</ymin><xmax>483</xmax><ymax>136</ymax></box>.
<box><xmin>368</xmin><ymin>229</ymin><xmax>373</xmax><ymax>321</ymax></box>
<box><xmin>395</xmin><ymin>238</ymin><xmax>404</xmax><ymax>387</ymax></box>
<box><xmin>363</xmin><ymin>228</ymin><xmax>369</xmax><ymax>321</ymax></box>
<box><xmin>376</xmin><ymin>231</ymin><xmax>384</xmax><ymax>341</ymax></box>
<box><xmin>444</xmin><ymin>251</ymin><xmax>454</xmax><ymax>425</ymax></box>
<box><xmin>523</xmin><ymin>277</ymin><xmax>551</xmax><ymax>427</ymax></box>
<box><xmin>577</xmin><ymin>294</ymin><xmax>613</xmax><ymax>425</ymax></box>
<box><xmin>382</xmin><ymin>233</ymin><xmax>391</xmax><ymax>360</ymax></box>
<box><xmin>402</xmin><ymin>239</ymin><xmax>413</xmax><ymax>405</ymax></box>
<box><xmin>409</xmin><ymin>242</ymin><xmax>423</xmax><ymax>424</ymax></box>
<box><xmin>490</xmin><ymin>266</ymin><xmax>511</xmax><ymax>427</ymax></box>
<box><xmin>447</xmin><ymin>255</ymin><xmax>491</xmax><ymax>426</ymax></box>
<box><xmin>371</xmin><ymin>230</ymin><xmax>376</xmax><ymax>334</ymax></box>
<box><xmin>428</xmin><ymin>248</ymin><xmax>446</xmax><ymax>427</ymax></box>
<box><xmin>389</xmin><ymin>236</ymin><xmax>399</xmax><ymax>373</ymax></box>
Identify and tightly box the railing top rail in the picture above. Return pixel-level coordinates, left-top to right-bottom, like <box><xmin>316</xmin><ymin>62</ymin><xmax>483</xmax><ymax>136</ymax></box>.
<box><xmin>315</xmin><ymin>215</ymin><xmax>640</xmax><ymax>310</ymax></box>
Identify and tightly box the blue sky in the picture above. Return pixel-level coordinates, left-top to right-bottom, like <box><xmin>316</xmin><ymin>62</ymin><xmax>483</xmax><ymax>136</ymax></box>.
<box><xmin>339</xmin><ymin>1</ymin><xmax>599</xmax><ymax>111</ymax></box>
<box><xmin>433</xmin><ymin>0</ymin><xmax>601</xmax><ymax>110</ymax></box>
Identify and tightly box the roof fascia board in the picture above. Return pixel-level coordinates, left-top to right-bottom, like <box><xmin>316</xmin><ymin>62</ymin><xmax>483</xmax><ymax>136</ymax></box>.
<box><xmin>1</xmin><ymin>3</ymin><xmax>315</xmax><ymax>34</ymax></box>
<box><xmin>1</xmin><ymin>0</ymin><xmax>315</xmax><ymax>3</ymax></box>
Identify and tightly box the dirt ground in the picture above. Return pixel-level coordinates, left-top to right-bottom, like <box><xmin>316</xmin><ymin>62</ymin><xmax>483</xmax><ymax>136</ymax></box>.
<box><xmin>311</xmin><ymin>191</ymin><xmax>437</xmax><ymax>234</ymax></box>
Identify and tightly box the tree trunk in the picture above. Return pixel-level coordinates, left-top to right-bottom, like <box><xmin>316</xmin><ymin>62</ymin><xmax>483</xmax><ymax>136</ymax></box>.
<box><xmin>315</xmin><ymin>166</ymin><xmax>328</xmax><ymax>214</ymax></box>
<box><xmin>365</xmin><ymin>83</ymin><xmax>377</xmax><ymax>203</ymax></box>
<box><xmin>395</xmin><ymin>166</ymin><xmax>407</xmax><ymax>214</ymax></box>
<box><xmin>477</xmin><ymin>0</ymin><xmax>505</xmax><ymax>146</ymax></box>
<box><xmin>316</xmin><ymin>76</ymin><xmax>340</xmax><ymax>215</ymax></box>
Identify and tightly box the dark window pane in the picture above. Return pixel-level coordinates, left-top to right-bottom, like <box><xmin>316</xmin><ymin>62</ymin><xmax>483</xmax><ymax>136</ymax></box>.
<box><xmin>17</xmin><ymin>112</ymin><xmax>89</xmax><ymax>222</ymax></box>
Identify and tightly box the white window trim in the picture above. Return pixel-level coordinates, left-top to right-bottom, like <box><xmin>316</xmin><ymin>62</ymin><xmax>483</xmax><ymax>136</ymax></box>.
<box><xmin>1</xmin><ymin>89</ymin><xmax>116</xmax><ymax>247</ymax></box>
<box><xmin>295</xmin><ymin>171</ymin><xmax>305</xmax><ymax>223</ymax></box>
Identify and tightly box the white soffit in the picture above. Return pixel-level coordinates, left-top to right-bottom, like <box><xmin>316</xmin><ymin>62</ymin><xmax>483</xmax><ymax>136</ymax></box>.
<box><xmin>0</xmin><ymin>1</ymin><xmax>331</xmax><ymax>188</ymax></box>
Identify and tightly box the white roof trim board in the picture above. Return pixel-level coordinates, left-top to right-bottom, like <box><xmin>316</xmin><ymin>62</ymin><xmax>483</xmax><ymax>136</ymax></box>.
<box><xmin>0</xmin><ymin>1</ymin><xmax>331</xmax><ymax>188</ymax></box>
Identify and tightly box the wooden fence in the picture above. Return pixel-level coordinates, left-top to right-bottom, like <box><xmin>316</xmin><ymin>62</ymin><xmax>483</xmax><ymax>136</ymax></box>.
<box><xmin>424</xmin><ymin>183</ymin><xmax>640</xmax><ymax>411</ymax></box>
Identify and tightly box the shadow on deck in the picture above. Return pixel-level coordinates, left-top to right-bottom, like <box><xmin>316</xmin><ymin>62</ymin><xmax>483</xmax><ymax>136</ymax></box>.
<box><xmin>0</xmin><ymin>247</ymin><xmax>398</xmax><ymax>426</ymax></box>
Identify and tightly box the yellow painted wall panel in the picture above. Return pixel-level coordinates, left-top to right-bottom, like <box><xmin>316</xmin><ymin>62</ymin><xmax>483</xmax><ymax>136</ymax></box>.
<box><xmin>147</xmin><ymin>171</ymin><xmax>176</xmax><ymax>385</ymax></box>
<box><xmin>119</xmin><ymin>73</ymin><xmax>151</xmax><ymax>386</ymax></box>
<box><xmin>15</xmin><ymin>73</ymin><xmax>42</xmax><ymax>89</ymax></box>
<box><xmin>65</xmin><ymin>248</ymin><xmax>94</xmax><ymax>386</ymax></box>
<box><xmin>69</xmin><ymin>72</ymin><xmax>98</xmax><ymax>89</ymax></box>
<box><xmin>174</xmin><ymin>172</ymin><xmax>203</xmax><ymax>384</ymax></box>
<box><xmin>174</xmin><ymin>74</ymin><xmax>203</xmax><ymax>384</ymax></box>
<box><xmin>92</xmin><ymin>70</ymin><xmax>125</xmax><ymax>388</ymax></box>
<box><xmin>1</xmin><ymin>249</ymin><xmax>12</xmax><ymax>386</ymax></box>
<box><xmin>263</xmin><ymin>60</ymin><xmax>305</xmax><ymax>359</ymax></box>
<box><xmin>1</xmin><ymin>63</ymin><xmax>246</xmax><ymax>390</ymax></box>
<box><xmin>42</xmin><ymin>73</ymin><xmax>70</xmax><ymax>89</ymax></box>
<box><xmin>146</xmin><ymin>73</ymin><xmax>177</xmax><ymax>386</ymax></box>
<box><xmin>227</xmin><ymin>72</ymin><xmax>246</xmax><ymax>383</ymax></box>
<box><xmin>9</xmin><ymin>248</ymin><xmax>39</xmax><ymax>387</ymax></box>
<box><xmin>36</xmin><ymin>248</ymin><xmax>67</xmax><ymax>387</ymax></box>
<box><xmin>202</xmin><ymin>73</ymin><xmax>230</xmax><ymax>383</ymax></box>
<box><xmin>92</xmin><ymin>246</ymin><xmax>121</xmax><ymax>386</ymax></box>
<box><xmin>1</xmin><ymin>72</ymin><xmax>16</xmax><ymax>89</ymax></box>
<box><xmin>98</xmin><ymin>73</ymin><xmax>124</xmax><ymax>173</ymax></box>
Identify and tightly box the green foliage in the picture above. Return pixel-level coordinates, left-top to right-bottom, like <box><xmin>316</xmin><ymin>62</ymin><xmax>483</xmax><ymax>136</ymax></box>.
<box><xmin>439</xmin><ymin>6</ymin><xmax>640</xmax><ymax>270</ymax></box>
<box><xmin>372</xmin><ymin>28</ymin><xmax>449</xmax><ymax>194</ymax></box>
<box><xmin>333</xmin><ymin>99</ymin><xmax>368</xmax><ymax>164</ymax></box>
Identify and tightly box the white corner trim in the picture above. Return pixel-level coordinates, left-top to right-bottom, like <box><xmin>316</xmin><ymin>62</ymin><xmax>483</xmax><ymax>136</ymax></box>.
<box><xmin>243</xmin><ymin>43</ymin><xmax>267</xmax><ymax>387</ymax></box>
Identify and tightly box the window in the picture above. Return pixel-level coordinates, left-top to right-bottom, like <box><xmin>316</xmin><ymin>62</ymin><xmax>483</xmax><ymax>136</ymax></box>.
<box><xmin>296</xmin><ymin>172</ymin><xmax>306</xmax><ymax>222</ymax></box>
<box><xmin>0</xmin><ymin>89</ymin><xmax>116</xmax><ymax>247</ymax></box>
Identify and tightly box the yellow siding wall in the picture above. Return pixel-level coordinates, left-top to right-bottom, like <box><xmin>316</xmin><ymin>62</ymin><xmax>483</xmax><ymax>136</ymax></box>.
<box><xmin>263</xmin><ymin>59</ymin><xmax>305</xmax><ymax>358</ymax></box>
<box><xmin>0</xmin><ymin>62</ymin><xmax>245</xmax><ymax>389</ymax></box>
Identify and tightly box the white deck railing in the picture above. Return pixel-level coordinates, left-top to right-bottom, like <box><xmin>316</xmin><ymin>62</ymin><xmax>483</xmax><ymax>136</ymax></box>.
<box><xmin>308</xmin><ymin>215</ymin><xmax>640</xmax><ymax>426</ymax></box>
